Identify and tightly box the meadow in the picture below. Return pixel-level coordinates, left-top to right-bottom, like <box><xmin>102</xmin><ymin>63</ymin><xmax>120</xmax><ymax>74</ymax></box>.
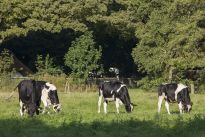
<box><xmin>1</xmin><ymin>89</ymin><xmax>205</xmax><ymax>137</ymax></box>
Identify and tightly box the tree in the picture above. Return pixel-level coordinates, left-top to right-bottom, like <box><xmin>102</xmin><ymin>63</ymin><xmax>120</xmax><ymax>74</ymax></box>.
<box><xmin>0</xmin><ymin>0</ymin><xmax>109</xmax><ymax>42</ymax></box>
<box><xmin>35</xmin><ymin>54</ymin><xmax>62</xmax><ymax>75</ymax></box>
<box><xmin>64</xmin><ymin>31</ymin><xmax>102</xmax><ymax>81</ymax></box>
<box><xmin>132</xmin><ymin>0</ymin><xmax>205</xmax><ymax>86</ymax></box>
<box><xmin>0</xmin><ymin>49</ymin><xmax>14</xmax><ymax>75</ymax></box>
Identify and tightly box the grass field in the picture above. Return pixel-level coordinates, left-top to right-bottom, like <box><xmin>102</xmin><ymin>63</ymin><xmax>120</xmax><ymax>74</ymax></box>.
<box><xmin>1</xmin><ymin>89</ymin><xmax>205</xmax><ymax>137</ymax></box>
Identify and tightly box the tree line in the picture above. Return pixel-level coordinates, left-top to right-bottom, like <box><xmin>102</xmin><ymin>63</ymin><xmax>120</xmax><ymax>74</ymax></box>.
<box><xmin>0</xmin><ymin>0</ymin><xmax>205</xmax><ymax>89</ymax></box>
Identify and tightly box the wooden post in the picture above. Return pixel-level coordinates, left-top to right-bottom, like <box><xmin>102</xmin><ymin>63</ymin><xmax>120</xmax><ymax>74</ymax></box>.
<box><xmin>168</xmin><ymin>66</ymin><xmax>174</xmax><ymax>83</ymax></box>
<box><xmin>64</xmin><ymin>81</ymin><xmax>67</xmax><ymax>93</ymax></box>
<box><xmin>64</xmin><ymin>81</ymin><xmax>70</xmax><ymax>93</ymax></box>
<box><xmin>190</xmin><ymin>81</ymin><xmax>195</xmax><ymax>94</ymax></box>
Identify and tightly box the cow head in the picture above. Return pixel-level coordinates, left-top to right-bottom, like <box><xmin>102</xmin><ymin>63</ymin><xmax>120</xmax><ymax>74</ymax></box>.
<box><xmin>183</xmin><ymin>102</ymin><xmax>193</xmax><ymax>112</ymax></box>
<box><xmin>28</xmin><ymin>103</ymin><xmax>37</xmax><ymax>116</ymax></box>
<box><xmin>119</xmin><ymin>86</ymin><xmax>134</xmax><ymax>113</ymax></box>
<box><xmin>125</xmin><ymin>103</ymin><xmax>134</xmax><ymax>113</ymax></box>
<box><xmin>181</xmin><ymin>88</ymin><xmax>192</xmax><ymax>113</ymax></box>
<box><xmin>45</xmin><ymin>83</ymin><xmax>61</xmax><ymax>112</ymax></box>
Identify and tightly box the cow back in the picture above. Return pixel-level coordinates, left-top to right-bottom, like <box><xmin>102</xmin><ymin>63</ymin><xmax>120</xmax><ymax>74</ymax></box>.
<box><xmin>99</xmin><ymin>81</ymin><xmax>123</xmax><ymax>98</ymax></box>
<box><xmin>158</xmin><ymin>83</ymin><xmax>178</xmax><ymax>101</ymax></box>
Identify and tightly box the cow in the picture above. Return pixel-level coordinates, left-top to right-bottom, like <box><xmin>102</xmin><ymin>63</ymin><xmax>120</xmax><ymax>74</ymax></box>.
<box><xmin>158</xmin><ymin>83</ymin><xmax>192</xmax><ymax>114</ymax></box>
<box><xmin>16</xmin><ymin>80</ymin><xmax>61</xmax><ymax>116</ymax></box>
<box><xmin>17</xmin><ymin>80</ymin><xmax>38</xmax><ymax>116</ymax></box>
<box><xmin>98</xmin><ymin>81</ymin><xmax>134</xmax><ymax>114</ymax></box>
<box><xmin>35</xmin><ymin>81</ymin><xmax>61</xmax><ymax>114</ymax></box>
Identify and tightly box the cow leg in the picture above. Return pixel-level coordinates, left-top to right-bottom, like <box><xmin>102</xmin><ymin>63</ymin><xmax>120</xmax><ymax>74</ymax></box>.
<box><xmin>178</xmin><ymin>101</ymin><xmax>183</xmax><ymax>114</ymax></box>
<box><xmin>41</xmin><ymin>91</ymin><xmax>51</xmax><ymax>114</ymax></box>
<box><xmin>41</xmin><ymin>99</ymin><xmax>49</xmax><ymax>114</ymax></box>
<box><xmin>158</xmin><ymin>95</ymin><xmax>164</xmax><ymax>114</ymax></box>
<box><xmin>98</xmin><ymin>90</ymin><xmax>103</xmax><ymax>113</ymax></box>
<box><xmin>165</xmin><ymin>101</ymin><xmax>171</xmax><ymax>115</ymax></box>
<box><xmin>175</xmin><ymin>94</ymin><xmax>178</xmax><ymax>101</ymax></box>
<box><xmin>42</xmin><ymin>106</ymin><xmax>49</xmax><ymax>114</ymax></box>
<box><xmin>103</xmin><ymin>101</ymin><xmax>108</xmax><ymax>114</ymax></box>
<box><xmin>36</xmin><ymin>100</ymin><xmax>41</xmax><ymax>115</ymax></box>
<box><xmin>115</xmin><ymin>98</ymin><xmax>120</xmax><ymax>113</ymax></box>
<box><xmin>19</xmin><ymin>100</ymin><xmax>24</xmax><ymax>116</ymax></box>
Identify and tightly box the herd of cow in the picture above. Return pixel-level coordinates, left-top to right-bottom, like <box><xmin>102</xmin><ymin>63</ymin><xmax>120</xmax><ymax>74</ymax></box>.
<box><xmin>14</xmin><ymin>80</ymin><xmax>192</xmax><ymax>116</ymax></box>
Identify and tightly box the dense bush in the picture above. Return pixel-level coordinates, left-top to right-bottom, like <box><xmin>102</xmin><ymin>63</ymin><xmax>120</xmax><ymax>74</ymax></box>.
<box><xmin>0</xmin><ymin>49</ymin><xmax>14</xmax><ymax>75</ymax></box>
<box><xmin>64</xmin><ymin>31</ymin><xmax>102</xmax><ymax>82</ymax></box>
<box><xmin>35</xmin><ymin>54</ymin><xmax>63</xmax><ymax>75</ymax></box>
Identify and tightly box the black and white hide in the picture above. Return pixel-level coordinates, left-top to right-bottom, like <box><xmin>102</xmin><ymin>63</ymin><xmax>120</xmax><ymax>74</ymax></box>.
<box><xmin>35</xmin><ymin>81</ymin><xmax>61</xmax><ymax>114</ymax></box>
<box><xmin>16</xmin><ymin>80</ymin><xmax>61</xmax><ymax>116</ymax></box>
<box><xmin>158</xmin><ymin>83</ymin><xmax>192</xmax><ymax>114</ymax></box>
<box><xmin>17</xmin><ymin>80</ymin><xmax>38</xmax><ymax>116</ymax></box>
<box><xmin>98</xmin><ymin>81</ymin><xmax>133</xmax><ymax>114</ymax></box>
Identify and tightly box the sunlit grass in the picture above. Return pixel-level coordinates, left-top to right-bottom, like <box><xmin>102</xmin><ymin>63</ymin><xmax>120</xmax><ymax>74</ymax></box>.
<box><xmin>0</xmin><ymin>89</ymin><xmax>205</xmax><ymax>137</ymax></box>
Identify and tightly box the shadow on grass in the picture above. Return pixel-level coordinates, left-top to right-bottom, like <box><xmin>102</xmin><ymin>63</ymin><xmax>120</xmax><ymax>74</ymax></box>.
<box><xmin>0</xmin><ymin>115</ymin><xmax>205</xmax><ymax>137</ymax></box>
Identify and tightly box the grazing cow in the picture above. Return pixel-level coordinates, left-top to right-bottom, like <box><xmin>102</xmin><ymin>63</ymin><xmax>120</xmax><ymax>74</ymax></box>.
<box><xmin>158</xmin><ymin>83</ymin><xmax>192</xmax><ymax>114</ymax></box>
<box><xmin>35</xmin><ymin>81</ymin><xmax>61</xmax><ymax>114</ymax></box>
<box><xmin>17</xmin><ymin>80</ymin><xmax>38</xmax><ymax>116</ymax></box>
<box><xmin>16</xmin><ymin>80</ymin><xmax>61</xmax><ymax>116</ymax></box>
<box><xmin>98</xmin><ymin>81</ymin><xmax>133</xmax><ymax>113</ymax></box>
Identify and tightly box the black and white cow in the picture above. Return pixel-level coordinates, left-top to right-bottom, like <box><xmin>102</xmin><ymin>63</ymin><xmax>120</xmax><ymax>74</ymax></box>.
<box><xmin>16</xmin><ymin>80</ymin><xmax>61</xmax><ymax>116</ymax></box>
<box><xmin>158</xmin><ymin>83</ymin><xmax>192</xmax><ymax>114</ymax></box>
<box><xmin>35</xmin><ymin>80</ymin><xmax>61</xmax><ymax>114</ymax></box>
<box><xmin>17</xmin><ymin>80</ymin><xmax>38</xmax><ymax>116</ymax></box>
<box><xmin>98</xmin><ymin>81</ymin><xmax>133</xmax><ymax>113</ymax></box>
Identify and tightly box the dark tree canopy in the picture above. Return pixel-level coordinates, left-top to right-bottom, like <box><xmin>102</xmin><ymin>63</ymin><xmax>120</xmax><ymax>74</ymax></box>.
<box><xmin>0</xmin><ymin>0</ymin><xmax>205</xmax><ymax>86</ymax></box>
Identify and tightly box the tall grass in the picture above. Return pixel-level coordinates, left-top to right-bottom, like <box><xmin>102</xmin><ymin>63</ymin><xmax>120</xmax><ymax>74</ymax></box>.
<box><xmin>0</xmin><ymin>74</ymin><xmax>97</xmax><ymax>94</ymax></box>
<box><xmin>0</xmin><ymin>89</ymin><xmax>205</xmax><ymax>137</ymax></box>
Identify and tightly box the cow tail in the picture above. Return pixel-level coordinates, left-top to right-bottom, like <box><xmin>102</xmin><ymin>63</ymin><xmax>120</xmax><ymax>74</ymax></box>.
<box><xmin>5</xmin><ymin>83</ymin><xmax>20</xmax><ymax>100</ymax></box>
<box><xmin>31</xmin><ymin>80</ymin><xmax>36</xmax><ymax>104</ymax></box>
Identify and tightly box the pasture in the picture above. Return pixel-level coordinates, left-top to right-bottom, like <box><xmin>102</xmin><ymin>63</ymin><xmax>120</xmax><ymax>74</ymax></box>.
<box><xmin>0</xmin><ymin>89</ymin><xmax>205</xmax><ymax>137</ymax></box>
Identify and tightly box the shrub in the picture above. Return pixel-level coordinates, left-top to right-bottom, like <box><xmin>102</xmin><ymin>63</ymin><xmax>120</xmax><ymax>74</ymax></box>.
<box><xmin>64</xmin><ymin>31</ymin><xmax>102</xmax><ymax>82</ymax></box>
<box><xmin>35</xmin><ymin>54</ymin><xmax>63</xmax><ymax>75</ymax></box>
<box><xmin>0</xmin><ymin>49</ymin><xmax>14</xmax><ymax>75</ymax></box>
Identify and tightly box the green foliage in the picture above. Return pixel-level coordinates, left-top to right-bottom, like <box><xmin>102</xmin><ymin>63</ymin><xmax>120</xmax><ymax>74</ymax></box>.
<box><xmin>64</xmin><ymin>31</ymin><xmax>102</xmax><ymax>81</ymax></box>
<box><xmin>0</xmin><ymin>49</ymin><xmax>14</xmax><ymax>75</ymax></box>
<box><xmin>137</xmin><ymin>76</ymin><xmax>166</xmax><ymax>90</ymax></box>
<box><xmin>132</xmin><ymin>0</ymin><xmax>205</xmax><ymax>85</ymax></box>
<box><xmin>35</xmin><ymin>54</ymin><xmax>62</xmax><ymax>75</ymax></box>
<box><xmin>0</xmin><ymin>0</ymin><xmax>110</xmax><ymax>41</ymax></box>
<box><xmin>0</xmin><ymin>0</ymin><xmax>205</xmax><ymax>89</ymax></box>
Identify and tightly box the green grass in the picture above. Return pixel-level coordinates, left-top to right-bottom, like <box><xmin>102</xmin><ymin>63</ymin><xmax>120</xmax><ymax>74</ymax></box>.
<box><xmin>1</xmin><ymin>89</ymin><xmax>205</xmax><ymax>137</ymax></box>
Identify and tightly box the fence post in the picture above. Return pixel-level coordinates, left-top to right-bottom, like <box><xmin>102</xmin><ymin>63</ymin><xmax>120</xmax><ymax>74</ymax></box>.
<box><xmin>190</xmin><ymin>81</ymin><xmax>195</xmax><ymax>94</ymax></box>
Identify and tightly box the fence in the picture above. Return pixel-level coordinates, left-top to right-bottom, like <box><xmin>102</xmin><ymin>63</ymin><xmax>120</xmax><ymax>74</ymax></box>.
<box><xmin>86</xmin><ymin>77</ymin><xmax>138</xmax><ymax>88</ymax></box>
